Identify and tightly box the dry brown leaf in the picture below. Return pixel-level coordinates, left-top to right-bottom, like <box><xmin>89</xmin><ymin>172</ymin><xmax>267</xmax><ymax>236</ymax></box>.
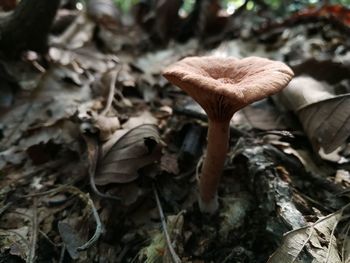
<box><xmin>95</xmin><ymin>124</ymin><xmax>162</xmax><ymax>185</ymax></box>
<box><xmin>279</xmin><ymin>76</ymin><xmax>350</xmax><ymax>157</ymax></box>
<box><xmin>298</xmin><ymin>95</ymin><xmax>350</xmax><ymax>155</ymax></box>
<box><xmin>268</xmin><ymin>209</ymin><xmax>344</xmax><ymax>263</ymax></box>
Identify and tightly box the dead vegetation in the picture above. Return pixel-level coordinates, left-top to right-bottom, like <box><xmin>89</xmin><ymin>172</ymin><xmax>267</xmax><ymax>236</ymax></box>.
<box><xmin>0</xmin><ymin>0</ymin><xmax>349</xmax><ymax>262</ymax></box>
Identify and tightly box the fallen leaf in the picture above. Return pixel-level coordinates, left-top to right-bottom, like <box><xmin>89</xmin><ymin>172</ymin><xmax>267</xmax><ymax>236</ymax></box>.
<box><xmin>299</xmin><ymin>95</ymin><xmax>350</xmax><ymax>155</ymax></box>
<box><xmin>279</xmin><ymin>76</ymin><xmax>350</xmax><ymax>158</ymax></box>
<box><xmin>268</xmin><ymin>208</ymin><xmax>345</xmax><ymax>263</ymax></box>
<box><xmin>95</xmin><ymin>124</ymin><xmax>162</xmax><ymax>185</ymax></box>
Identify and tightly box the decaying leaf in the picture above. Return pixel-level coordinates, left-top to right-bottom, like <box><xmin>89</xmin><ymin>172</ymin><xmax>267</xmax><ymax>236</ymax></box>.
<box><xmin>267</xmin><ymin>227</ymin><xmax>311</xmax><ymax>263</ymax></box>
<box><xmin>299</xmin><ymin>95</ymin><xmax>350</xmax><ymax>155</ymax></box>
<box><xmin>0</xmin><ymin>226</ymin><xmax>30</xmax><ymax>261</ymax></box>
<box><xmin>279</xmin><ymin>76</ymin><xmax>350</xmax><ymax>159</ymax></box>
<box><xmin>268</xmin><ymin>207</ymin><xmax>347</xmax><ymax>263</ymax></box>
<box><xmin>95</xmin><ymin>124</ymin><xmax>162</xmax><ymax>185</ymax></box>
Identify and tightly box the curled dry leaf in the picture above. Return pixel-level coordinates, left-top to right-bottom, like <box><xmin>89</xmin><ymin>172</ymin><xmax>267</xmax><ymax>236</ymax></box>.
<box><xmin>279</xmin><ymin>76</ymin><xmax>350</xmax><ymax>158</ymax></box>
<box><xmin>95</xmin><ymin>124</ymin><xmax>162</xmax><ymax>185</ymax></box>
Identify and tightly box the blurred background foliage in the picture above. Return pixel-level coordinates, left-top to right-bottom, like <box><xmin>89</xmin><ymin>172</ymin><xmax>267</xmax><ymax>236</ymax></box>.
<box><xmin>112</xmin><ymin>0</ymin><xmax>350</xmax><ymax>14</ymax></box>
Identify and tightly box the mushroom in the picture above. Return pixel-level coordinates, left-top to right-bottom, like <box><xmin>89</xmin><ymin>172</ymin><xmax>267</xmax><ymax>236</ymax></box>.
<box><xmin>162</xmin><ymin>56</ymin><xmax>294</xmax><ymax>214</ymax></box>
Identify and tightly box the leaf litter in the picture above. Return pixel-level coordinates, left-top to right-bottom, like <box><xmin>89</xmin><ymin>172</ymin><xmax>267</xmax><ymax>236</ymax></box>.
<box><xmin>0</xmin><ymin>2</ymin><xmax>350</xmax><ymax>263</ymax></box>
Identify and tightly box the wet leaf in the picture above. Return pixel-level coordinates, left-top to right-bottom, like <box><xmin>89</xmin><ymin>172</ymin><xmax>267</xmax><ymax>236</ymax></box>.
<box><xmin>95</xmin><ymin>124</ymin><xmax>162</xmax><ymax>185</ymax></box>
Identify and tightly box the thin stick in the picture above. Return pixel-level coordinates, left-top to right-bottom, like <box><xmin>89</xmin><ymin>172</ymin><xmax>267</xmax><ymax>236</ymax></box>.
<box><xmin>20</xmin><ymin>185</ymin><xmax>104</xmax><ymax>252</ymax></box>
<box><xmin>100</xmin><ymin>69</ymin><xmax>119</xmax><ymax>116</ymax></box>
<box><xmin>59</xmin><ymin>244</ymin><xmax>66</xmax><ymax>263</ymax></box>
<box><xmin>89</xmin><ymin>166</ymin><xmax>121</xmax><ymax>201</ymax></box>
<box><xmin>87</xmin><ymin>135</ymin><xmax>120</xmax><ymax>201</ymax></box>
<box><xmin>77</xmin><ymin>193</ymin><xmax>104</xmax><ymax>251</ymax></box>
<box><xmin>0</xmin><ymin>202</ymin><xmax>12</xmax><ymax>216</ymax></box>
<box><xmin>28</xmin><ymin>198</ymin><xmax>38</xmax><ymax>263</ymax></box>
<box><xmin>153</xmin><ymin>184</ymin><xmax>181</xmax><ymax>263</ymax></box>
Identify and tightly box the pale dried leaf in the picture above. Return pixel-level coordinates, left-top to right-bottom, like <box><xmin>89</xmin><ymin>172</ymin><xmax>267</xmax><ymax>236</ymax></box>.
<box><xmin>280</xmin><ymin>76</ymin><xmax>350</xmax><ymax>155</ymax></box>
<box><xmin>267</xmin><ymin>227</ymin><xmax>311</xmax><ymax>263</ymax></box>
<box><xmin>268</xmin><ymin>210</ymin><xmax>344</xmax><ymax>263</ymax></box>
<box><xmin>309</xmin><ymin>211</ymin><xmax>342</xmax><ymax>263</ymax></box>
<box><xmin>298</xmin><ymin>95</ymin><xmax>350</xmax><ymax>154</ymax></box>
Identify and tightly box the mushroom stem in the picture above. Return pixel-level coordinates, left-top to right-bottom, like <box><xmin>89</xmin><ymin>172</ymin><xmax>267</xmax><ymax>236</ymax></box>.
<box><xmin>199</xmin><ymin>119</ymin><xmax>230</xmax><ymax>213</ymax></box>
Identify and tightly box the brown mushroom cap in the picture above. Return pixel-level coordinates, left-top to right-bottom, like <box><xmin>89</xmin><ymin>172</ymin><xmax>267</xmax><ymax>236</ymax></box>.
<box><xmin>163</xmin><ymin>56</ymin><xmax>294</xmax><ymax>121</ymax></box>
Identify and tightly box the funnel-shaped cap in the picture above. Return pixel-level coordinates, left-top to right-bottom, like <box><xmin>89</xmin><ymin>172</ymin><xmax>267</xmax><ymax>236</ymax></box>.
<box><xmin>163</xmin><ymin>56</ymin><xmax>294</xmax><ymax>121</ymax></box>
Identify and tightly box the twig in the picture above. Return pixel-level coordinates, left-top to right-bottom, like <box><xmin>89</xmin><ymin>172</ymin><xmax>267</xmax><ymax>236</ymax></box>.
<box><xmin>0</xmin><ymin>202</ymin><xmax>12</xmax><ymax>216</ymax></box>
<box><xmin>28</xmin><ymin>197</ymin><xmax>38</xmax><ymax>263</ymax></box>
<box><xmin>39</xmin><ymin>230</ymin><xmax>62</xmax><ymax>247</ymax></box>
<box><xmin>18</xmin><ymin>185</ymin><xmax>72</xmax><ymax>198</ymax></box>
<box><xmin>222</xmin><ymin>249</ymin><xmax>235</xmax><ymax>263</ymax></box>
<box><xmin>77</xmin><ymin>193</ymin><xmax>104</xmax><ymax>251</ymax></box>
<box><xmin>59</xmin><ymin>244</ymin><xmax>66</xmax><ymax>263</ymax></box>
<box><xmin>100</xmin><ymin>69</ymin><xmax>119</xmax><ymax>116</ymax></box>
<box><xmin>87</xmin><ymin>135</ymin><xmax>121</xmax><ymax>201</ymax></box>
<box><xmin>153</xmin><ymin>184</ymin><xmax>181</xmax><ymax>263</ymax></box>
<box><xmin>20</xmin><ymin>185</ymin><xmax>104</xmax><ymax>253</ymax></box>
<box><xmin>89</xmin><ymin>167</ymin><xmax>121</xmax><ymax>201</ymax></box>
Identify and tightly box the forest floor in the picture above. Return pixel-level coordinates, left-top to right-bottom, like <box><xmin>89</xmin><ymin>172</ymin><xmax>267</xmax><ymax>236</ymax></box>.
<box><xmin>0</xmin><ymin>3</ymin><xmax>350</xmax><ymax>263</ymax></box>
